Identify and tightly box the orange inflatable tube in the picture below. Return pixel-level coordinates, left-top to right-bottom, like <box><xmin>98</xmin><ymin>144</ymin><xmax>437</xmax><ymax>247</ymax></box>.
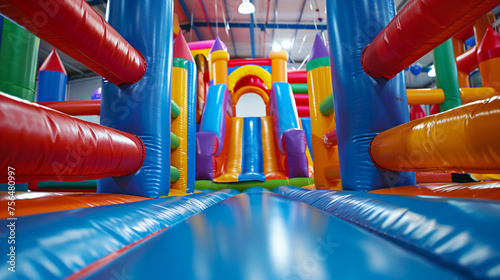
<box><xmin>460</xmin><ymin>87</ymin><xmax>496</xmax><ymax>104</ymax></box>
<box><xmin>370</xmin><ymin>182</ymin><xmax>500</xmax><ymax>201</ymax></box>
<box><xmin>261</xmin><ymin>116</ymin><xmax>286</xmax><ymax>180</ymax></box>
<box><xmin>406</xmin><ymin>89</ymin><xmax>445</xmax><ymax>105</ymax></box>
<box><xmin>0</xmin><ymin>192</ymin><xmax>149</xmax><ymax>219</ymax></box>
<box><xmin>370</xmin><ymin>96</ymin><xmax>500</xmax><ymax>174</ymax></box>
<box><xmin>214</xmin><ymin>117</ymin><xmax>243</xmax><ymax>182</ymax></box>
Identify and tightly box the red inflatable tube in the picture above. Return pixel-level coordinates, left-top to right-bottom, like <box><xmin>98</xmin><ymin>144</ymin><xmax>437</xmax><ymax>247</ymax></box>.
<box><xmin>228</xmin><ymin>58</ymin><xmax>272</xmax><ymax>67</ymax></box>
<box><xmin>456</xmin><ymin>46</ymin><xmax>478</xmax><ymax>73</ymax></box>
<box><xmin>0</xmin><ymin>0</ymin><xmax>146</xmax><ymax>85</ymax></box>
<box><xmin>323</xmin><ymin>129</ymin><xmax>337</xmax><ymax>148</ymax></box>
<box><xmin>0</xmin><ymin>93</ymin><xmax>145</xmax><ymax>183</ymax></box>
<box><xmin>416</xmin><ymin>172</ymin><xmax>453</xmax><ymax>183</ymax></box>
<box><xmin>294</xmin><ymin>94</ymin><xmax>309</xmax><ymax>106</ymax></box>
<box><xmin>288</xmin><ymin>70</ymin><xmax>307</xmax><ymax>84</ymax></box>
<box><xmin>38</xmin><ymin>100</ymin><xmax>101</xmax><ymax>116</ymax></box>
<box><xmin>454</xmin><ymin>24</ymin><xmax>475</xmax><ymax>41</ymax></box>
<box><xmin>361</xmin><ymin>0</ymin><xmax>499</xmax><ymax>79</ymax></box>
<box><xmin>296</xmin><ymin>105</ymin><xmax>310</xmax><ymax>117</ymax></box>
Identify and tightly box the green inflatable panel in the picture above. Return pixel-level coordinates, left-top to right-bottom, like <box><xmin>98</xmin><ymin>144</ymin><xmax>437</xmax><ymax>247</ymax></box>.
<box><xmin>0</xmin><ymin>18</ymin><xmax>40</xmax><ymax>101</ymax></box>
<box><xmin>195</xmin><ymin>177</ymin><xmax>314</xmax><ymax>192</ymax></box>
<box><xmin>433</xmin><ymin>39</ymin><xmax>461</xmax><ymax>112</ymax></box>
<box><xmin>291</xmin><ymin>83</ymin><xmax>308</xmax><ymax>94</ymax></box>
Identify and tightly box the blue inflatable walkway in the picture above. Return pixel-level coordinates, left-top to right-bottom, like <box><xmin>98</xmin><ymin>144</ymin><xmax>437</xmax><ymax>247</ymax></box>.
<box><xmin>3</xmin><ymin>187</ymin><xmax>500</xmax><ymax>279</ymax></box>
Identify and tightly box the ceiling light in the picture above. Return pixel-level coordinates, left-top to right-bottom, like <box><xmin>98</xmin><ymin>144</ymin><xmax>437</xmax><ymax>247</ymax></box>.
<box><xmin>281</xmin><ymin>40</ymin><xmax>291</xmax><ymax>49</ymax></box>
<box><xmin>238</xmin><ymin>0</ymin><xmax>255</xmax><ymax>14</ymax></box>
<box><xmin>272</xmin><ymin>44</ymin><xmax>281</xmax><ymax>52</ymax></box>
<box><xmin>428</xmin><ymin>65</ymin><xmax>436</xmax><ymax>78</ymax></box>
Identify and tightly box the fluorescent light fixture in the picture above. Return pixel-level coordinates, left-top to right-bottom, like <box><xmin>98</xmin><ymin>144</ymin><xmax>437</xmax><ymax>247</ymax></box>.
<box><xmin>272</xmin><ymin>44</ymin><xmax>281</xmax><ymax>52</ymax></box>
<box><xmin>281</xmin><ymin>40</ymin><xmax>291</xmax><ymax>49</ymax></box>
<box><xmin>238</xmin><ymin>0</ymin><xmax>255</xmax><ymax>14</ymax></box>
<box><xmin>428</xmin><ymin>65</ymin><xmax>436</xmax><ymax>77</ymax></box>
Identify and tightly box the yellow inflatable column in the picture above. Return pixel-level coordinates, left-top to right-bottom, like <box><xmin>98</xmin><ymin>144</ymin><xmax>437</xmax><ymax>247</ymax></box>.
<box><xmin>209</xmin><ymin>36</ymin><xmax>229</xmax><ymax>85</ymax></box>
<box><xmin>270</xmin><ymin>50</ymin><xmax>288</xmax><ymax>83</ymax></box>
<box><xmin>306</xmin><ymin>34</ymin><xmax>341</xmax><ymax>190</ymax></box>
<box><xmin>170</xmin><ymin>33</ymin><xmax>196</xmax><ymax>193</ymax></box>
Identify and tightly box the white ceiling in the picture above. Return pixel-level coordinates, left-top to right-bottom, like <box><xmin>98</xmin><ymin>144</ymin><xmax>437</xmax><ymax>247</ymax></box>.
<box><xmin>34</xmin><ymin>0</ymin><xmax>500</xmax><ymax>89</ymax></box>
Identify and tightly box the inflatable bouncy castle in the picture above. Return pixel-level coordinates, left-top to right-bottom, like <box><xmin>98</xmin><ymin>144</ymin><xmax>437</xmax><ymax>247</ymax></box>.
<box><xmin>1</xmin><ymin>0</ymin><xmax>500</xmax><ymax>279</ymax></box>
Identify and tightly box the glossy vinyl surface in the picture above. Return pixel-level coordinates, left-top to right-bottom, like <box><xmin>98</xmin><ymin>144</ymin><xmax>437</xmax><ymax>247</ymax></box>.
<box><xmin>0</xmin><ymin>93</ymin><xmax>144</xmax><ymax>184</ymax></box>
<box><xmin>0</xmin><ymin>18</ymin><xmax>39</xmax><ymax>101</ymax></box>
<box><xmin>275</xmin><ymin>186</ymin><xmax>500</xmax><ymax>279</ymax></box>
<box><xmin>0</xmin><ymin>192</ymin><xmax>149</xmax><ymax>218</ymax></box>
<box><xmin>370</xmin><ymin>96</ymin><xmax>500</xmax><ymax>174</ymax></box>
<box><xmin>261</xmin><ymin>116</ymin><xmax>287</xmax><ymax>180</ymax></box>
<box><xmin>36</xmin><ymin>71</ymin><xmax>67</xmax><ymax>102</ymax></box>
<box><xmin>434</xmin><ymin>39</ymin><xmax>462</xmax><ymax>111</ymax></box>
<box><xmin>371</xmin><ymin>182</ymin><xmax>500</xmax><ymax>201</ymax></box>
<box><xmin>360</xmin><ymin>0</ymin><xmax>499</xmax><ymax>79</ymax></box>
<box><xmin>186</xmin><ymin>55</ymin><xmax>198</xmax><ymax>193</ymax></box>
<box><xmin>406</xmin><ymin>89</ymin><xmax>445</xmax><ymax>105</ymax></box>
<box><xmin>326</xmin><ymin>0</ymin><xmax>415</xmax><ymax>191</ymax></box>
<box><xmin>300</xmin><ymin>117</ymin><xmax>313</xmax><ymax>159</ymax></box>
<box><xmin>269</xmin><ymin>82</ymin><xmax>300</xmax><ymax>153</ymax></box>
<box><xmin>239</xmin><ymin>117</ymin><xmax>265</xmax><ymax>182</ymax></box>
<box><xmin>98</xmin><ymin>0</ymin><xmax>173</xmax><ymax>198</ymax></box>
<box><xmin>200</xmin><ymin>84</ymin><xmax>233</xmax><ymax>155</ymax></box>
<box><xmin>306</xmin><ymin>36</ymin><xmax>341</xmax><ymax>190</ymax></box>
<box><xmin>0</xmin><ymin>0</ymin><xmax>146</xmax><ymax>85</ymax></box>
<box><xmin>170</xmin><ymin>64</ymin><xmax>190</xmax><ymax>190</ymax></box>
<box><xmin>38</xmin><ymin>100</ymin><xmax>101</xmax><ymax>116</ymax></box>
<box><xmin>74</xmin><ymin>192</ymin><xmax>464</xmax><ymax>280</ymax></box>
<box><xmin>214</xmin><ymin>117</ymin><xmax>243</xmax><ymax>182</ymax></box>
<box><xmin>0</xmin><ymin>191</ymin><xmax>235</xmax><ymax>279</ymax></box>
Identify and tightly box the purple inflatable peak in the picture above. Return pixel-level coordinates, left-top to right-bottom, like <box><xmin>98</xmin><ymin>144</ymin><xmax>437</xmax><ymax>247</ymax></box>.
<box><xmin>210</xmin><ymin>36</ymin><xmax>226</xmax><ymax>53</ymax></box>
<box><xmin>309</xmin><ymin>33</ymin><xmax>329</xmax><ymax>60</ymax></box>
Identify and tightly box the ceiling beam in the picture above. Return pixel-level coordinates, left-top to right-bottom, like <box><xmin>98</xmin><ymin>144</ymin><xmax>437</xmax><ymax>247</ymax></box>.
<box><xmin>289</xmin><ymin>0</ymin><xmax>308</xmax><ymax>59</ymax></box>
<box><xmin>68</xmin><ymin>72</ymin><xmax>98</xmax><ymax>81</ymax></box>
<box><xmin>178</xmin><ymin>0</ymin><xmax>202</xmax><ymax>41</ymax></box>
<box><xmin>180</xmin><ymin>22</ymin><xmax>327</xmax><ymax>30</ymax></box>
<box><xmin>198</xmin><ymin>0</ymin><xmax>215</xmax><ymax>39</ymax></box>
<box><xmin>223</xmin><ymin>0</ymin><xmax>238</xmax><ymax>56</ymax></box>
<box><xmin>86</xmin><ymin>0</ymin><xmax>107</xmax><ymax>6</ymax></box>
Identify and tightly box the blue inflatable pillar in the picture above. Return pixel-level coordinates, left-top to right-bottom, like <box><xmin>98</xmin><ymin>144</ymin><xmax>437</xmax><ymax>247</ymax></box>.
<box><xmin>36</xmin><ymin>48</ymin><xmax>67</xmax><ymax>102</ymax></box>
<box><xmin>186</xmin><ymin>47</ymin><xmax>197</xmax><ymax>193</ymax></box>
<box><xmin>326</xmin><ymin>0</ymin><xmax>415</xmax><ymax>191</ymax></box>
<box><xmin>98</xmin><ymin>0</ymin><xmax>173</xmax><ymax>198</ymax></box>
